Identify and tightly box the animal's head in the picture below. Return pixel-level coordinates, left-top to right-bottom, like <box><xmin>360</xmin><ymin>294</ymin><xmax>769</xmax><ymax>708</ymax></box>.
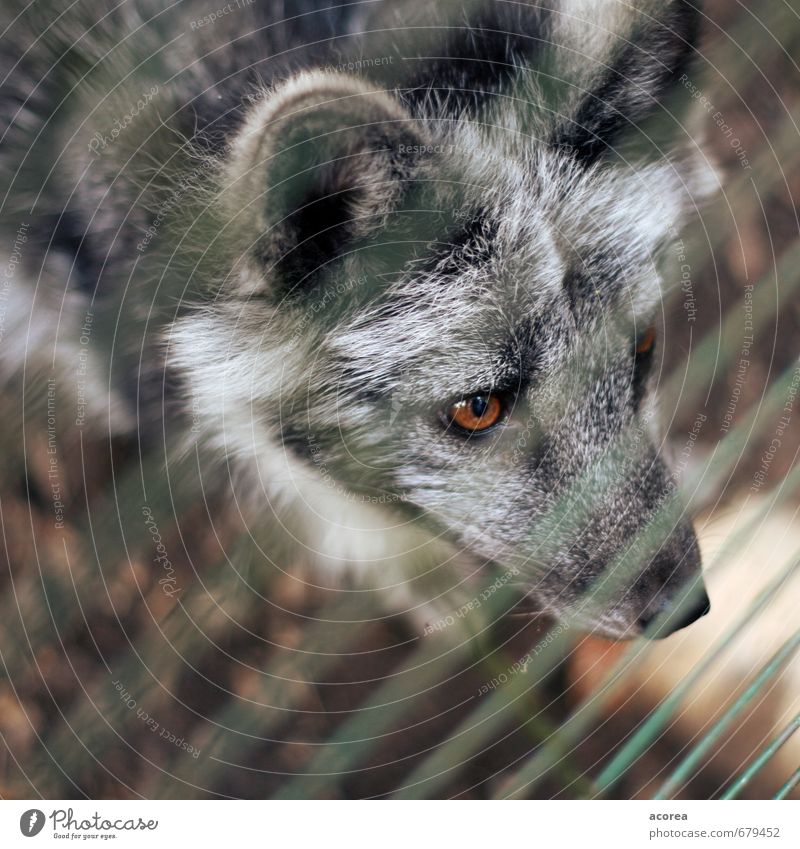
<box><xmin>170</xmin><ymin>0</ymin><xmax>715</xmax><ymax>639</ymax></box>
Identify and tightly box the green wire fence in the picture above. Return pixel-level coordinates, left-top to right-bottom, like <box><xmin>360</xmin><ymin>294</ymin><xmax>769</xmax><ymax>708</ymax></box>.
<box><xmin>2</xmin><ymin>0</ymin><xmax>800</xmax><ymax>801</ymax></box>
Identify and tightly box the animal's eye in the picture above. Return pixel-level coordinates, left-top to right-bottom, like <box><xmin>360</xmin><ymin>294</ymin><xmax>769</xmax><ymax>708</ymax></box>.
<box><xmin>444</xmin><ymin>393</ymin><xmax>506</xmax><ymax>435</ymax></box>
<box><xmin>632</xmin><ymin>324</ymin><xmax>657</xmax><ymax>406</ymax></box>
<box><xmin>635</xmin><ymin>325</ymin><xmax>656</xmax><ymax>356</ymax></box>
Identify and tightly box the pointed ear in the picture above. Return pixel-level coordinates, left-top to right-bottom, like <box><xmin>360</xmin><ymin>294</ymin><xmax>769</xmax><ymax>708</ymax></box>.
<box><xmin>227</xmin><ymin>72</ymin><xmax>426</xmax><ymax>295</ymax></box>
<box><xmin>551</xmin><ymin>1</ymin><xmax>701</xmax><ymax>163</ymax></box>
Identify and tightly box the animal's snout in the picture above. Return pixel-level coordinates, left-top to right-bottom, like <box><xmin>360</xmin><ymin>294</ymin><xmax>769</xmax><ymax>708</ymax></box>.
<box><xmin>638</xmin><ymin>587</ymin><xmax>711</xmax><ymax>638</ymax></box>
<box><xmin>625</xmin><ymin>518</ymin><xmax>710</xmax><ymax>639</ymax></box>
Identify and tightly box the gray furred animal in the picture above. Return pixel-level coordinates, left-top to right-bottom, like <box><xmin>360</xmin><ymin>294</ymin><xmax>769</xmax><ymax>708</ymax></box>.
<box><xmin>0</xmin><ymin>0</ymin><xmax>717</xmax><ymax>639</ymax></box>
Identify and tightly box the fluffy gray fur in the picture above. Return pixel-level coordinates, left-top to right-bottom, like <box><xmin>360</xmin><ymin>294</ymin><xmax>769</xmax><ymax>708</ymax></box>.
<box><xmin>0</xmin><ymin>0</ymin><xmax>717</xmax><ymax>637</ymax></box>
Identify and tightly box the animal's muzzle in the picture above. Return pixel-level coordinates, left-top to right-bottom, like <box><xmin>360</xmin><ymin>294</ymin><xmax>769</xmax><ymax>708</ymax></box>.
<box><xmin>638</xmin><ymin>586</ymin><xmax>711</xmax><ymax>638</ymax></box>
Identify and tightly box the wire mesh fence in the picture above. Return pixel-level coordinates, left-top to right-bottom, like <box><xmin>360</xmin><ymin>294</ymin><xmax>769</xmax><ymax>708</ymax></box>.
<box><xmin>0</xmin><ymin>0</ymin><xmax>799</xmax><ymax>801</ymax></box>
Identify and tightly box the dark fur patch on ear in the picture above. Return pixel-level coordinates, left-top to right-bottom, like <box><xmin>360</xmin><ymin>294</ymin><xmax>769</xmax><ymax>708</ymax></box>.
<box><xmin>265</xmin><ymin>131</ymin><xmax>419</xmax><ymax>290</ymax></box>
<box><xmin>270</xmin><ymin>182</ymin><xmax>363</xmax><ymax>289</ymax></box>
<box><xmin>551</xmin><ymin>1</ymin><xmax>700</xmax><ymax>163</ymax></box>
<box><xmin>242</xmin><ymin>73</ymin><xmax>426</xmax><ymax>295</ymax></box>
<box><xmin>362</xmin><ymin>0</ymin><xmax>553</xmax><ymax>116</ymax></box>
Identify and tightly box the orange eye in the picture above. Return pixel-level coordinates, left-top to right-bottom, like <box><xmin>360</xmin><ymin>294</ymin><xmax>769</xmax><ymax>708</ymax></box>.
<box><xmin>635</xmin><ymin>325</ymin><xmax>657</xmax><ymax>355</ymax></box>
<box><xmin>446</xmin><ymin>393</ymin><xmax>505</xmax><ymax>434</ymax></box>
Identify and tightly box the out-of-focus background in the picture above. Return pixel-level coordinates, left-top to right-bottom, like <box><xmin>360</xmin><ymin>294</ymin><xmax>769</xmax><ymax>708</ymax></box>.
<box><xmin>1</xmin><ymin>0</ymin><xmax>799</xmax><ymax>799</ymax></box>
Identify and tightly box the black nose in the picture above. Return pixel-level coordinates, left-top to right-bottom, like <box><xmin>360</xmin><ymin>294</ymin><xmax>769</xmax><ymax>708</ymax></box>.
<box><xmin>639</xmin><ymin>590</ymin><xmax>711</xmax><ymax>638</ymax></box>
